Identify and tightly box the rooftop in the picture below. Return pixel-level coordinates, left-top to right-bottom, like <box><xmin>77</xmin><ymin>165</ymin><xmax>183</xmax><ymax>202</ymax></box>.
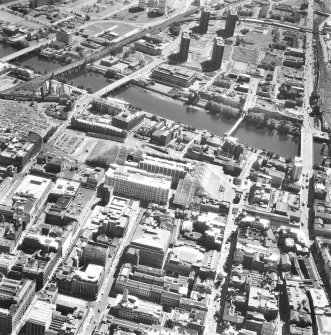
<box><xmin>26</xmin><ymin>300</ymin><xmax>55</xmax><ymax>325</ymax></box>
<box><xmin>14</xmin><ymin>175</ymin><xmax>51</xmax><ymax>201</ymax></box>
<box><xmin>131</xmin><ymin>225</ymin><xmax>171</xmax><ymax>251</ymax></box>
<box><xmin>106</xmin><ymin>165</ymin><xmax>171</xmax><ymax>190</ymax></box>
<box><xmin>75</xmin><ymin>264</ymin><xmax>104</xmax><ymax>283</ymax></box>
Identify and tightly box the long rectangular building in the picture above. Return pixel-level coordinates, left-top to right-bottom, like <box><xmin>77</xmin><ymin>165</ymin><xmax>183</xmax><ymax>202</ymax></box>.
<box><xmin>105</xmin><ymin>165</ymin><xmax>171</xmax><ymax>204</ymax></box>
<box><xmin>151</xmin><ymin>65</ymin><xmax>197</xmax><ymax>87</ymax></box>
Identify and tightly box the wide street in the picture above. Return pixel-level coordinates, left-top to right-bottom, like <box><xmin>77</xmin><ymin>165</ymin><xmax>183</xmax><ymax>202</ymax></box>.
<box><xmin>82</xmin><ymin>204</ymin><xmax>144</xmax><ymax>335</ymax></box>
<box><xmin>300</xmin><ymin>0</ymin><xmax>315</xmax><ymax>237</ymax></box>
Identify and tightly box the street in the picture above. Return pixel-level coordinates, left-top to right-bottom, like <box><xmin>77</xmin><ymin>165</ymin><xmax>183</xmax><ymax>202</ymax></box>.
<box><xmin>82</xmin><ymin>204</ymin><xmax>143</xmax><ymax>335</ymax></box>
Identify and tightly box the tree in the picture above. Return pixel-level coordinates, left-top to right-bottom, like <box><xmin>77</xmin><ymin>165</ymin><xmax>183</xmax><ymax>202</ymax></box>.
<box><xmin>105</xmin><ymin>69</ymin><xmax>117</xmax><ymax>79</ymax></box>
<box><xmin>278</xmin><ymin>120</ymin><xmax>292</xmax><ymax>134</ymax></box>
<box><xmin>244</xmin><ymin>112</ymin><xmax>264</xmax><ymax>127</ymax></box>
<box><xmin>267</xmin><ymin>119</ymin><xmax>277</xmax><ymax>130</ymax></box>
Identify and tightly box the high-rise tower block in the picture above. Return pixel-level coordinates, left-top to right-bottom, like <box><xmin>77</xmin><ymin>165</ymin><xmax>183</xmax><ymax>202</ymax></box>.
<box><xmin>225</xmin><ymin>9</ymin><xmax>237</xmax><ymax>37</ymax></box>
<box><xmin>178</xmin><ymin>31</ymin><xmax>191</xmax><ymax>62</ymax></box>
<box><xmin>199</xmin><ymin>6</ymin><xmax>211</xmax><ymax>34</ymax></box>
<box><xmin>211</xmin><ymin>37</ymin><xmax>225</xmax><ymax>70</ymax></box>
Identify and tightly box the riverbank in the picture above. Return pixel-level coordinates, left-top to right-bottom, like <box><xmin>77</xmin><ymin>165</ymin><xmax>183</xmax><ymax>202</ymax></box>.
<box><xmin>113</xmin><ymin>84</ymin><xmax>300</xmax><ymax>157</ymax></box>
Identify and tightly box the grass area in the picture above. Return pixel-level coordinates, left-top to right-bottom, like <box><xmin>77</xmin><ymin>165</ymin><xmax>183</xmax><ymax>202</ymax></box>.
<box><xmin>244</xmin><ymin>29</ymin><xmax>272</xmax><ymax>49</ymax></box>
<box><xmin>111</xmin><ymin>8</ymin><xmax>163</xmax><ymax>25</ymax></box>
<box><xmin>83</xmin><ymin>21</ymin><xmax>118</xmax><ymax>36</ymax></box>
<box><xmin>279</xmin><ymin>0</ymin><xmax>306</xmax><ymax>7</ymax></box>
<box><xmin>223</xmin><ymin>46</ymin><xmax>234</xmax><ymax>62</ymax></box>
<box><xmin>64</xmin><ymin>0</ymin><xmax>132</xmax><ymax>19</ymax></box>
<box><xmin>233</xmin><ymin>47</ymin><xmax>258</xmax><ymax>63</ymax></box>
<box><xmin>0</xmin><ymin>10</ymin><xmax>43</xmax><ymax>28</ymax></box>
<box><xmin>112</xmin><ymin>22</ymin><xmax>137</xmax><ymax>35</ymax></box>
<box><xmin>0</xmin><ymin>75</ymin><xmax>24</xmax><ymax>92</ymax></box>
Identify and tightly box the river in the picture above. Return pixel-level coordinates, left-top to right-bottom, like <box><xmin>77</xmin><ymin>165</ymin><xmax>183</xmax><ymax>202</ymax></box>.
<box><xmin>0</xmin><ymin>43</ymin><xmax>21</xmax><ymax>59</ymax></box>
<box><xmin>113</xmin><ymin>85</ymin><xmax>300</xmax><ymax>158</ymax></box>
<box><xmin>14</xmin><ymin>54</ymin><xmax>61</xmax><ymax>74</ymax></box>
<box><xmin>1</xmin><ymin>46</ymin><xmax>301</xmax><ymax>158</ymax></box>
<box><xmin>65</xmin><ymin>69</ymin><xmax>113</xmax><ymax>93</ymax></box>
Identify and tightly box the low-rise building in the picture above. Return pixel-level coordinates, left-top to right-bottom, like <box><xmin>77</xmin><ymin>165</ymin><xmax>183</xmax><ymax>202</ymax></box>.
<box><xmin>0</xmin><ymin>132</ymin><xmax>42</xmax><ymax>171</ymax></box>
<box><xmin>169</xmin><ymin>308</ymin><xmax>206</xmax><ymax>334</ymax></box>
<box><xmin>112</xmin><ymin>111</ymin><xmax>145</xmax><ymax>131</ymax></box>
<box><xmin>55</xmin><ymin>264</ymin><xmax>104</xmax><ymax>300</ymax></box>
<box><xmin>151</xmin><ymin>65</ymin><xmax>197</xmax><ymax>87</ymax></box>
<box><xmin>134</xmin><ymin>39</ymin><xmax>163</xmax><ymax>55</ymax></box>
<box><xmin>110</xmin><ymin>291</ymin><xmax>163</xmax><ymax>325</ymax></box>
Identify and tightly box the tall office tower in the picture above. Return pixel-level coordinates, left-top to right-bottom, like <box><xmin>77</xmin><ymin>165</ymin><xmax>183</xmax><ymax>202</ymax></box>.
<box><xmin>225</xmin><ymin>9</ymin><xmax>238</xmax><ymax>37</ymax></box>
<box><xmin>178</xmin><ymin>31</ymin><xmax>191</xmax><ymax>62</ymax></box>
<box><xmin>138</xmin><ymin>0</ymin><xmax>145</xmax><ymax>9</ymax></box>
<box><xmin>211</xmin><ymin>37</ymin><xmax>225</xmax><ymax>70</ymax></box>
<box><xmin>157</xmin><ymin>0</ymin><xmax>166</xmax><ymax>14</ymax></box>
<box><xmin>199</xmin><ymin>6</ymin><xmax>211</xmax><ymax>34</ymax></box>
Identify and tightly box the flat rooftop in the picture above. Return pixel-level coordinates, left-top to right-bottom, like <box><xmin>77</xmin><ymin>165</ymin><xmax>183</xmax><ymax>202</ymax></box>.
<box><xmin>106</xmin><ymin>165</ymin><xmax>171</xmax><ymax>190</ymax></box>
<box><xmin>131</xmin><ymin>225</ymin><xmax>171</xmax><ymax>251</ymax></box>
<box><xmin>75</xmin><ymin>264</ymin><xmax>104</xmax><ymax>283</ymax></box>
<box><xmin>51</xmin><ymin>178</ymin><xmax>80</xmax><ymax>197</ymax></box>
<box><xmin>14</xmin><ymin>175</ymin><xmax>51</xmax><ymax>200</ymax></box>
<box><xmin>26</xmin><ymin>300</ymin><xmax>55</xmax><ymax>325</ymax></box>
<box><xmin>56</xmin><ymin>294</ymin><xmax>89</xmax><ymax>309</ymax></box>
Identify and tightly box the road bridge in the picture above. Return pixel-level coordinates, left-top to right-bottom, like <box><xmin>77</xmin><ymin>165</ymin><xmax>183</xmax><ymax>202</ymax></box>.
<box><xmin>239</xmin><ymin>17</ymin><xmax>326</xmax><ymax>34</ymax></box>
<box><xmin>1</xmin><ymin>9</ymin><xmax>196</xmax><ymax>96</ymax></box>
<box><xmin>300</xmin><ymin>0</ymin><xmax>314</xmax><ymax>240</ymax></box>
<box><xmin>0</xmin><ymin>38</ymin><xmax>55</xmax><ymax>62</ymax></box>
<box><xmin>314</xmin><ymin>9</ymin><xmax>330</xmax><ymax>17</ymax></box>
<box><xmin>91</xmin><ymin>58</ymin><xmax>163</xmax><ymax>98</ymax></box>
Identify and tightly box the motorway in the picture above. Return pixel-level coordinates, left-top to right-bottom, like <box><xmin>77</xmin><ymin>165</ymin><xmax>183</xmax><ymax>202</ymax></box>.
<box><xmin>300</xmin><ymin>0</ymin><xmax>315</xmax><ymax>237</ymax></box>
<box><xmin>240</xmin><ymin>17</ymin><xmax>325</xmax><ymax>34</ymax></box>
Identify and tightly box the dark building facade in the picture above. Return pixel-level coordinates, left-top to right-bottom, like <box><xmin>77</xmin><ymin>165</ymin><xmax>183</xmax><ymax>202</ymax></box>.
<box><xmin>225</xmin><ymin>10</ymin><xmax>237</xmax><ymax>37</ymax></box>
<box><xmin>199</xmin><ymin>6</ymin><xmax>211</xmax><ymax>34</ymax></box>
<box><xmin>178</xmin><ymin>31</ymin><xmax>191</xmax><ymax>62</ymax></box>
<box><xmin>211</xmin><ymin>37</ymin><xmax>225</xmax><ymax>70</ymax></box>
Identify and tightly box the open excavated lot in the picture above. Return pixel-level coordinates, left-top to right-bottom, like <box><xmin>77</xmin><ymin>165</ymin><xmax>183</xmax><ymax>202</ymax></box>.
<box><xmin>110</xmin><ymin>8</ymin><xmax>164</xmax><ymax>25</ymax></box>
<box><xmin>233</xmin><ymin>47</ymin><xmax>258</xmax><ymax>64</ymax></box>
<box><xmin>82</xmin><ymin>20</ymin><xmax>137</xmax><ymax>36</ymax></box>
<box><xmin>0</xmin><ymin>100</ymin><xmax>55</xmax><ymax>137</ymax></box>
<box><xmin>0</xmin><ymin>10</ymin><xmax>43</xmax><ymax>28</ymax></box>
<box><xmin>62</xmin><ymin>0</ymin><xmax>134</xmax><ymax>19</ymax></box>
<box><xmin>280</xmin><ymin>0</ymin><xmax>305</xmax><ymax>7</ymax></box>
<box><xmin>82</xmin><ymin>21</ymin><xmax>118</xmax><ymax>36</ymax></box>
<box><xmin>0</xmin><ymin>75</ymin><xmax>25</xmax><ymax>92</ymax></box>
<box><xmin>243</xmin><ymin>29</ymin><xmax>273</xmax><ymax>49</ymax></box>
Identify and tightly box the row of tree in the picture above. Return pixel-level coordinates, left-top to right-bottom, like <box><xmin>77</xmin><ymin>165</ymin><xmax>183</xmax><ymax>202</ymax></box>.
<box><xmin>244</xmin><ymin>112</ymin><xmax>299</xmax><ymax>135</ymax></box>
<box><xmin>205</xmin><ymin>101</ymin><xmax>241</xmax><ymax>120</ymax></box>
